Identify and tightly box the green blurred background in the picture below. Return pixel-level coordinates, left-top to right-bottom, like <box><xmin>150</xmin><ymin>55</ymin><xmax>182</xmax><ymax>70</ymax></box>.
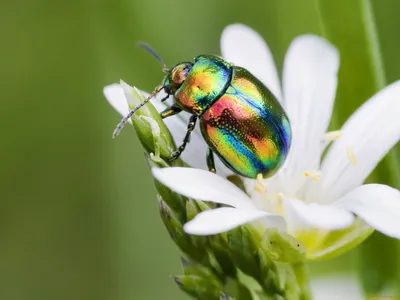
<box><xmin>2</xmin><ymin>0</ymin><xmax>400</xmax><ymax>299</ymax></box>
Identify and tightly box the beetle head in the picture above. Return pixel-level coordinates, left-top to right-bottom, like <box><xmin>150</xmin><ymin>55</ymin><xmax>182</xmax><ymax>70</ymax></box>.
<box><xmin>163</xmin><ymin>62</ymin><xmax>193</xmax><ymax>94</ymax></box>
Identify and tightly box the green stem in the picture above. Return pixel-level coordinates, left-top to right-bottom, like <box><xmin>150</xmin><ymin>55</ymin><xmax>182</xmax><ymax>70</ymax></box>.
<box><xmin>292</xmin><ymin>263</ymin><xmax>311</xmax><ymax>300</ymax></box>
<box><xmin>360</xmin><ymin>0</ymin><xmax>400</xmax><ymax>185</ymax></box>
<box><xmin>360</xmin><ymin>0</ymin><xmax>386</xmax><ymax>89</ymax></box>
<box><xmin>359</xmin><ymin>0</ymin><xmax>400</xmax><ymax>296</ymax></box>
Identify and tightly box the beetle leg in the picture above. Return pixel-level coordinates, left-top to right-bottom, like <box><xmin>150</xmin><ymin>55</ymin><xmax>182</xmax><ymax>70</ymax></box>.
<box><xmin>206</xmin><ymin>148</ymin><xmax>216</xmax><ymax>173</ymax></box>
<box><xmin>160</xmin><ymin>104</ymin><xmax>182</xmax><ymax>119</ymax></box>
<box><xmin>169</xmin><ymin>115</ymin><xmax>197</xmax><ymax>161</ymax></box>
<box><xmin>160</xmin><ymin>94</ymin><xmax>170</xmax><ymax>102</ymax></box>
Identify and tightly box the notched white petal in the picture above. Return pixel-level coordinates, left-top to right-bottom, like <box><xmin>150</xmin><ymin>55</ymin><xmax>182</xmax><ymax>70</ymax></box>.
<box><xmin>152</xmin><ymin>167</ymin><xmax>254</xmax><ymax>209</ymax></box>
<box><xmin>221</xmin><ymin>23</ymin><xmax>282</xmax><ymax>100</ymax></box>
<box><xmin>321</xmin><ymin>81</ymin><xmax>400</xmax><ymax>199</ymax></box>
<box><xmin>184</xmin><ymin>207</ymin><xmax>281</xmax><ymax>235</ymax></box>
<box><xmin>281</xmin><ymin>35</ymin><xmax>339</xmax><ymax>186</ymax></box>
<box><xmin>284</xmin><ymin>197</ymin><xmax>354</xmax><ymax>230</ymax></box>
<box><xmin>335</xmin><ymin>184</ymin><xmax>400</xmax><ymax>239</ymax></box>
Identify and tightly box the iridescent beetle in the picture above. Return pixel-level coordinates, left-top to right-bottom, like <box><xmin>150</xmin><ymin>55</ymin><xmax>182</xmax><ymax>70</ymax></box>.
<box><xmin>114</xmin><ymin>43</ymin><xmax>291</xmax><ymax>179</ymax></box>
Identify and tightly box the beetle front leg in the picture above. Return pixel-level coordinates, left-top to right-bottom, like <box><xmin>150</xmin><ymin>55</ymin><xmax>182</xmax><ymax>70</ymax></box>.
<box><xmin>169</xmin><ymin>115</ymin><xmax>197</xmax><ymax>161</ymax></box>
<box><xmin>160</xmin><ymin>104</ymin><xmax>182</xmax><ymax>119</ymax></box>
<box><xmin>206</xmin><ymin>148</ymin><xmax>216</xmax><ymax>173</ymax></box>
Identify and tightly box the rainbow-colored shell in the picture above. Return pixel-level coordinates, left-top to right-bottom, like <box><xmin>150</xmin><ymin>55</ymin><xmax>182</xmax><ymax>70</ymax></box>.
<box><xmin>168</xmin><ymin>55</ymin><xmax>291</xmax><ymax>179</ymax></box>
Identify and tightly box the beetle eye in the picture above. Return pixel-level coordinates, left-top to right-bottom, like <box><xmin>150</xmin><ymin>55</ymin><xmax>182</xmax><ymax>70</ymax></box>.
<box><xmin>163</xmin><ymin>84</ymin><xmax>171</xmax><ymax>94</ymax></box>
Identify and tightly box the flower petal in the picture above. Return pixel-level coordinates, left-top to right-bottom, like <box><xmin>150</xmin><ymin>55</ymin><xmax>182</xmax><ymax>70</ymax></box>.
<box><xmin>220</xmin><ymin>24</ymin><xmax>282</xmax><ymax>101</ymax></box>
<box><xmin>320</xmin><ymin>81</ymin><xmax>400</xmax><ymax>200</ymax></box>
<box><xmin>280</xmin><ymin>35</ymin><xmax>339</xmax><ymax>195</ymax></box>
<box><xmin>284</xmin><ymin>197</ymin><xmax>354</xmax><ymax>231</ymax></box>
<box><xmin>104</xmin><ymin>84</ymin><xmax>233</xmax><ymax>176</ymax></box>
<box><xmin>152</xmin><ymin>167</ymin><xmax>253</xmax><ymax>209</ymax></box>
<box><xmin>103</xmin><ymin>84</ymin><xmax>132</xmax><ymax>124</ymax></box>
<box><xmin>335</xmin><ymin>184</ymin><xmax>400</xmax><ymax>239</ymax></box>
<box><xmin>184</xmin><ymin>207</ymin><xmax>283</xmax><ymax>235</ymax></box>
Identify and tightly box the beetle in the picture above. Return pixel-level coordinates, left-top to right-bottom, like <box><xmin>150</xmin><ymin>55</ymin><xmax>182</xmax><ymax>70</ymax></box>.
<box><xmin>113</xmin><ymin>43</ymin><xmax>291</xmax><ymax>179</ymax></box>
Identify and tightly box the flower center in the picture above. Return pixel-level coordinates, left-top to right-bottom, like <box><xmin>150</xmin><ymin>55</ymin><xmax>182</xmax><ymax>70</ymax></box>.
<box><xmin>252</xmin><ymin>180</ymin><xmax>288</xmax><ymax>217</ymax></box>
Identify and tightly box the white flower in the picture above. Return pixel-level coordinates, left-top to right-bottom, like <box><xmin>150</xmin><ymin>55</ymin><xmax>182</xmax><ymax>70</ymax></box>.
<box><xmin>104</xmin><ymin>24</ymin><xmax>400</xmax><ymax>259</ymax></box>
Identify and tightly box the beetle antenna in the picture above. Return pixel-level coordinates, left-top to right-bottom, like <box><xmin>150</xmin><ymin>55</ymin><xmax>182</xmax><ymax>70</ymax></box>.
<box><xmin>138</xmin><ymin>42</ymin><xmax>168</xmax><ymax>72</ymax></box>
<box><xmin>112</xmin><ymin>85</ymin><xmax>164</xmax><ymax>138</ymax></box>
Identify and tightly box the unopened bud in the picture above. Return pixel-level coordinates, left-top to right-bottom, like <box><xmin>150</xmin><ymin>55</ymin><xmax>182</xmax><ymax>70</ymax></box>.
<box><xmin>227</xmin><ymin>226</ymin><xmax>260</xmax><ymax>279</ymax></box>
<box><xmin>258</xmin><ymin>248</ymin><xmax>284</xmax><ymax>295</ymax></box>
<box><xmin>148</xmin><ymin>161</ymin><xmax>186</xmax><ymax>221</ymax></box>
<box><xmin>159</xmin><ymin>198</ymin><xmax>205</xmax><ymax>262</ymax></box>
<box><xmin>174</xmin><ymin>275</ymin><xmax>222</xmax><ymax>300</ymax></box>
<box><xmin>180</xmin><ymin>257</ymin><xmax>221</xmax><ymax>284</ymax></box>
<box><xmin>120</xmin><ymin>81</ymin><xmax>177</xmax><ymax>165</ymax></box>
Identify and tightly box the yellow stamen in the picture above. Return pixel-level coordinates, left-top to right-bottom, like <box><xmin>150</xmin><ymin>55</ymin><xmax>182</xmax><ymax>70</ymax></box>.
<box><xmin>304</xmin><ymin>170</ymin><xmax>322</xmax><ymax>181</ymax></box>
<box><xmin>323</xmin><ymin>130</ymin><xmax>342</xmax><ymax>141</ymax></box>
<box><xmin>255</xmin><ymin>173</ymin><xmax>265</xmax><ymax>193</ymax></box>
<box><xmin>346</xmin><ymin>146</ymin><xmax>358</xmax><ymax>166</ymax></box>
<box><xmin>275</xmin><ymin>192</ymin><xmax>284</xmax><ymax>203</ymax></box>
<box><xmin>274</xmin><ymin>193</ymin><xmax>285</xmax><ymax>215</ymax></box>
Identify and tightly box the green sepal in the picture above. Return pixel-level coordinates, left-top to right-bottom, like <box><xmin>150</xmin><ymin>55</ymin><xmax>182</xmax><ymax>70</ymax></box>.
<box><xmin>261</xmin><ymin>228</ymin><xmax>306</xmax><ymax>264</ymax></box>
<box><xmin>257</xmin><ymin>248</ymin><xmax>284</xmax><ymax>296</ymax></box>
<box><xmin>186</xmin><ymin>199</ymin><xmax>210</xmax><ymax>250</ymax></box>
<box><xmin>181</xmin><ymin>257</ymin><xmax>222</xmax><ymax>285</ymax></box>
<box><xmin>120</xmin><ymin>80</ymin><xmax>180</xmax><ymax>165</ymax></box>
<box><xmin>158</xmin><ymin>198</ymin><xmax>206</xmax><ymax>262</ymax></box>
<box><xmin>223</xmin><ymin>277</ymin><xmax>252</xmax><ymax>300</ymax></box>
<box><xmin>291</xmin><ymin>263</ymin><xmax>312</xmax><ymax>300</ymax></box>
<box><xmin>147</xmin><ymin>158</ymin><xmax>187</xmax><ymax>221</ymax></box>
<box><xmin>174</xmin><ymin>275</ymin><xmax>223</xmax><ymax>300</ymax></box>
<box><xmin>227</xmin><ymin>226</ymin><xmax>260</xmax><ymax>280</ymax></box>
<box><xmin>208</xmin><ymin>234</ymin><xmax>237</xmax><ymax>279</ymax></box>
<box><xmin>186</xmin><ymin>199</ymin><xmax>202</xmax><ymax>221</ymax></box>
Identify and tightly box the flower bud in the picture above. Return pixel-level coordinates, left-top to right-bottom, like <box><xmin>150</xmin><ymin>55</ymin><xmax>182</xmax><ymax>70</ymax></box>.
<box><xmin>186</xmin><ymin>199</ymin><xmax>209</xmax><ymax>249</ymax></box>
<box><xmin>174</xmin><ymin>275</ymin><xmax>222</xmax><ymax>300</ymax></box>
<box><xmin>147</xmin><ymin>158</ymin><xmax>186</xmax><ymax>221</ymax></box>
<box><xmin>227</xmin><ymin>226</ymin><xmax>260</xmax><ymax>279</ymax></box>
<box><xmin>257</xmin><ymin>248</ymin><xmax>285</xmax><ymax>295</ymax></box>
<box><xmin>208</xmin><ymin>234</ymin><xmax>237</xmax><ymax>279</ymax></box>
<box><xmin>120</xmin><ymin>80</ymin><xmax>177</xmax><ymax>164</ymax></box>
<box><xmin>159</xmin><ymin>198</ymin><xmax>206</xmax><ymax>262</ymax></box>
<box><xmin>180</xmin><ymin>257</ymin><xmax>221</xmax><ymax>284</ymax></box>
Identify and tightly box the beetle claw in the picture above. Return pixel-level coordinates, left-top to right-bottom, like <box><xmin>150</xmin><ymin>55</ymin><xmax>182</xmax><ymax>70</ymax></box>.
<box><xmin>168</xmin><ymin>151</ymin><xmax>180</xmax><ymax>162</ymax></box>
